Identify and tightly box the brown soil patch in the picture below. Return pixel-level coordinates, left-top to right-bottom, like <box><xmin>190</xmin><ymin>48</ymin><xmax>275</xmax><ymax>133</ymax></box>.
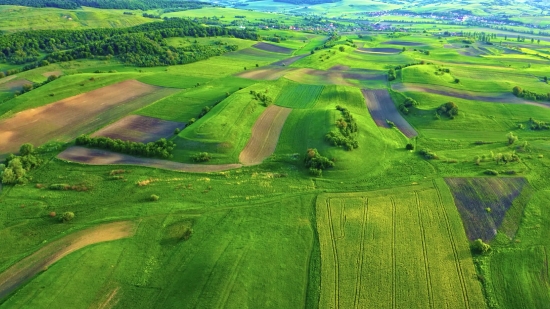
<box><xmin>0</xmin><ymin>78</ymin><xmax>33</xmax><ymax>92</ymax></box>
<box><xmin>0</xmin><ymin>221</ymin><xmax>135</xmax><ymax>299</ymax></box>
<box><xmin>58</xmin><ymin>146</ymin><xmax>242</xmax><ymax>173</ymax></box>
<box><xmin>329</xmin><ymin>65</ymin><xmax>350</xmax><ymax>71</ymax></box>
<box><xmin>239</xmin><ymin>105</ymin><xmax>292</xmax><ymax>166</ymax></box>
<box><xmin>92</xmin><ymin>115</ymin><xmax>184</xmax><ymax>143</ymax></box>
<box><xmin>42</xmin><ymin>71</ymin><xmax>63</xmax><ymax>78</ymax></box>
<box><xmin>285</xmin><ymin>68</ymin><xmax>385</xmax><ymax>86</ymax></box>
<box><xmin>0</xmin><ymin>75</ymin><xmax>17</xmax><ymax>85</ymax></box>
<box><xmin>362</xmin><ymin>89</ymin><xmax>417</xmax><ymax>137</ymax></box>
<box><xmin>358</xmin><ymin>47</ymin><xmax>402</xmax><ymax>54</ymax></box>
<box><xmin>253</xmin><ymin>42</ymin><xmax>294</xmax><ymax>54</ymax></box>
<box><xmin>0</xmin><ymin>80</ymin><xmax>177</xmax><ymax>154</ymax></box>
<box><xmin>392</xmin><ymin>83</ymin><xmax>550</xmax><ymax>109</ymax></box>
<box><xmin>383</xmin><ymin>40</ymin><xmax>424</xmax><ymax>46</ymax></box>
<box><xmin>270</xmin><ymin>54</ymin><xmax>308</xmax><ymax>66</ymax></box>
<box><xmin>236</xmin><ymin>67</ymin><xmax>296</xmax><ymax>80</ymax></box>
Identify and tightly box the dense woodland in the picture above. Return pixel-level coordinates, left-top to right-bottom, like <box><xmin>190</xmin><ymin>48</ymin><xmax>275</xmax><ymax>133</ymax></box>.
<box><xmin>0</xmin><ymin>0</ymin><xmax>207</xmax><ymax>10</ymax></box>
<box><xmin>0</xmin><ymin>18</ymin><xmax>260</xmax><ymax>68</ymax></box>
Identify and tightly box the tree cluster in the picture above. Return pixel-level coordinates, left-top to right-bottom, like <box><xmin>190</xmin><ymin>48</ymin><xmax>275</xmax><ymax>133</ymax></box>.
<box><xmin>325</xmin><ymin>105</ymin><xmax>358</xmax><ymax>151</ymax></box>
<box><xmin>0</xmin><ymin>0</ymin><xmax>208</xmax><ymax>10</ymax></box>
<box><xmin>1</xmin><ymin>143</ymin><xmax>41</xmax><ymax>185</ymax></box>
<box><xmin>529</xmin><ymin>118</ymin><xmax>549</xmax><ymax>130</ymax></box>
<box><xmin>437</xmin><ymin>102</ymin><xmax>459</xmax><ymax>118</ymax></box>
<box><xmin>304</xmin><ymin>148</ymin><xmax>334</xmax><ymax>177</ymax></box>
<box><xmin>75</xmin><ymin>135</ymin><xmax>175</xmax><ymax>159</ymax></box>
<box><xmin>398</xmin><ymin>97</ymin><xmax>418</xmax><ymax>115</ymax></box>
<box><xmin>512</xmin><ymin>86</ymin><xmax>550</xmax><ymax>101</ymax></box>
<box><xmin>250</xmin><ymin>90</ymin><xmax>273</xmax><ymax>106</ymax></box>
<box><xmin>191</xmin><ymin>152</ymin><xmax>211</xmax><ymax>162</ymax></box>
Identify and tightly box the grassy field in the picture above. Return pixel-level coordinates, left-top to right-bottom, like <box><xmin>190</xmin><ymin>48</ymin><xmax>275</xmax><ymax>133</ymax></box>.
<box><xmin>4</xmin><ymin>7</ymin><xmax>550</xmax><ymax>309</ymax></box>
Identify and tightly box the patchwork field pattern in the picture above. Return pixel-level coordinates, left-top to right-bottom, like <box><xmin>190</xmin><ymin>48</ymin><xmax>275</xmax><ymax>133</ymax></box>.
<box><xmin>275</xmin><ymin>84</ymin><xmax>324</xmax><ymax>109</ymax></box>
<box><xmin>91</xmin><ymin>115</ymin><xmax>185</xmax><ymax>143</ymax></box>
<box><xmin>445</xmin><ymin>177</ymin><xmax>529</xmax><ymax>241</ymax></box>
<box><xmin>239</xmin><ymin>105</ymin><xmax>292</xmax><ymax>165</ymax></box>
<box><xmin>362</xmin><ymin>89</ymin><xmax>418</xmax><ymax>137</ymax></box>
<box><xmin>0</xmin><ymin>80</ymin><xmax>177</xmax><ymax>154</ymax></box>
<box><xmin>316</xmin><ymin>182</ymin><xmax>485</xmax><ymax>309</ymax></box>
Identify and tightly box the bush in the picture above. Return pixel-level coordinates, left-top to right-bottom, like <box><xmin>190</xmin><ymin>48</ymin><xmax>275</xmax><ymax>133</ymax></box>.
<box><xmin>437</xmin><ymin>102</ymin><xmax>458</xmax><ymax>118</ymax></box>
<box><xmin>418</xmin><ymin>148</ymin><xmax>438</xmax><ymax>160</ymax></box>
<box><xmin>471</xmin><ymin>239</ymin><xmax>491</xmax><ymax>254</ymax></box>
<box><xmin>484</xmin><ymin>169</ymin><xmax>499</xmax><ymax>176</ymax></box>
<box><xmin>150</xmin><ymin>194</ymin><xmax>160</xmax><ymax>201</ymax></box>
<box><xmin>191</xmin><ymin>152</ymin><xmax>211</xmax><ymax>162</ymax></box>
<box><xmin>61</xmin><ymin>211</ymin><xmax>75</xmax><ymax>222</ymax></box>
<box><xmin>406</xmin><ymin>143</ymin><xmax>414</xmax><ymax>150</ymax></box>
<box><xmin>304</xmin><ymin>148</ymin><xmax>334</xmax><ymax>173</ymax></box>
<box><xmin>506</xmin><ymin>132</ymin><xmax>518</xmax><ymax>145</ymax></box>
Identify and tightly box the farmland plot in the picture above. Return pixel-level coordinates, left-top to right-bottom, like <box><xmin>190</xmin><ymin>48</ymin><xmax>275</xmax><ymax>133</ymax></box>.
<box><xmin>445</xmin><ymin>177</ymin><xmax>530</xmax><ymax>241</ymax></box>
<box><xmin>91</xmin><ymin>115</ymin><xmax>184</xmax><ymax>143</ymax></box>
<box><xmin>275</xmin><ymin>83</ymin><xmax>324</xmax><ymax>109</ymax></box>
<box><xmin>362</xmin><ymin>89</ymin><xmax>418</xmax><ymax>137</ymax></box>
<box><xmin>316</xmin><ymin>181</ymin><xmax>485</xmax><ymax>309</ymax></box>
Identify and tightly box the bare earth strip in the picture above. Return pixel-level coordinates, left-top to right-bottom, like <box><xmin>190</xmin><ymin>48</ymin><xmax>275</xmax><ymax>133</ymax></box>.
<box><xmin>0</xmin><ymin>221</ymin><xmax>135</xmax><ymax>300</ymax></box>
<box><xmin>58</xmin><ymin>146</ymin><xmax>242</xmax><ymax>173</ymax></box>
<box><xmin>392</xmin><ymin>83</ymin><xmax>550</xmax><ymax>109</ymax></box>
<box><xmin>0</xmin><ymin>80</ymin><xmax>177</xmax><ymax>154</ymax></box>
<box><xmin>362</xmin><ymin>89</ymin><xmax>418</xmax><ymax>138</ymax></box>
<box><xmin>91</xmin><ymin>115</ymin><xmax>185</xmax><ymax>143</ymax></box>
<box><xmin>239</xmin><ymin>105</ymin><xmax>292</xmax><ymax>165</ymax></box>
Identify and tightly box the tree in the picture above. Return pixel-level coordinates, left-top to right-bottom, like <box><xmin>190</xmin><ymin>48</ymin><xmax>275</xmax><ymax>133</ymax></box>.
<box><xmin>507</xmin><ymin>132</ymin><xmax>518</xmax><ymax>145</ymax></box>
<box><xmin>471</xmin><ymin>239</ymin><xmax>491</xmax><ymax>254</ymax></box>
<box><xmin>512</xmin><ymin>86</ymin><xmax>522</xmax><ymax>96</ymax></box>
<box><xmin>19</xmin><ymin>143</ymin><xmax>34</xmax><ymax>156</ymax></box>
<box><xmin>339</xmin><ymin>46</ymin><xmax>345</xmax><ymax>52</ymax></box>
<box><xmin>61</xmin><ymin>211</ymin><xmax>75</xmax><ymax>222</ymax></box>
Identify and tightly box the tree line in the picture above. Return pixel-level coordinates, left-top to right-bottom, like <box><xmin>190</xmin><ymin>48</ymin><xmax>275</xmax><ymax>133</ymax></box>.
<box><xmin>0</xmin><ymin>18</ymin><xmax>260</xmax><ymax>70</ymax></box>
<box><xmin>75</xmin><ymin>135</ymin><xmax>175</xmax><ymax>159</ymax></box>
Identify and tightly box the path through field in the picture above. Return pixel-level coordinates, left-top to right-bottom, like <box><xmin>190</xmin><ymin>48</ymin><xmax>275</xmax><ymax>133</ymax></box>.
<box><xmin>362</xmin><ymin>89</ymin><xmax>418</xmax><ymax>137</ymax></box>
<box><xmin>316</xmin><ymin>182</ymin><xmax>486</xmax><ymax>309</ymax></box>
<box><xmin>0</xmin><ymin>221</ymin><xmax>135</xmax><ymax>300</ymax></box>
<box><xmin>58</xmin><ymin>147</ymin><xmax>242</xmax><ymax>173</ymax></box>
<box><xmin>239</xmin><ymin>105</ymin><xmax>292</xmax><ymax>165</ymax></box>
<box><xmin>392</xmin><ymin>83</ymin><xmax>550</xmax><ymax>109</ymax></box>
<box><xmin>0</xmin><ymin>80</ymin><xmax>178</xmax><ymax>154</ymax></box>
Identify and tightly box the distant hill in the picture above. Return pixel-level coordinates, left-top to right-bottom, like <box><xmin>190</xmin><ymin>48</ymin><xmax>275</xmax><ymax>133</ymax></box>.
<box><xmin>0</xmin><ymin>0</ymin><xmax>207</xmax><ymax>10</ymax></box>
<box><xmin>273</xmin><ymin>0</ymin><xmax>341</xmax><ymax>4</ymax></box>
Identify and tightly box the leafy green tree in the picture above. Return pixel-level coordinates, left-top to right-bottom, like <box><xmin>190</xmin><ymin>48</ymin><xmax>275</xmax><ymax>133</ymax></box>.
<box><xmin>471</xmin><ymin>239</ymin><xmax>491</xmax><ymax>254</ymax></box>
<box><xmin>19</xmin><ymin>143</ymin><xmax>34</xmax><ymax>156</ymax></box>
<box><xmin>506</xmin><ymin>132</ymin><xmax>518</xmax><ymax>145</ymax></box>
<box><xmin>61</xmin><ymin>212</ymin><xmax>75</xmax><ymax>222</ymax></box>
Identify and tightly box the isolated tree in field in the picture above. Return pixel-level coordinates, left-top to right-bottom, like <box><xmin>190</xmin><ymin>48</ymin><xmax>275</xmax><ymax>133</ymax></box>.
<box><xmin>512</xmin><ymin>86</ymin><xmax>522</xmax><ymax>96</ymax></box>
<box><xmin>471</xmin><ymin>239</ymin><xmax>491</xmax><ymax>254</ymax></box>
<box><xmin>507</xmin><ymin>132</ymin><xmax>518</xmax><ymax>145</ymax></box>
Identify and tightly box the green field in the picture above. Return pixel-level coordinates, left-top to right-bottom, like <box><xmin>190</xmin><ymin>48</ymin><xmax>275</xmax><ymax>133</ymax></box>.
<box><xmin>3</xmin><ymin>2</ymin><xmax>550</xmax><ymax>308</ymax></box>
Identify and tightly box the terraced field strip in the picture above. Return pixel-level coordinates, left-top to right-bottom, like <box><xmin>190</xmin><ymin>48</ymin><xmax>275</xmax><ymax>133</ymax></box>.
<box><xmin>392</xmin><ymin>83</ymin><xmax>550</xmax><ymax>109</ymax></box>
<box><xmin>239</xmin><ymin>105</ymin><xmax>292</xmax><ymax>165</ymax></box>
<box><xmin>58</xmin><ymin>146</ymin><xmax>242</xmax><ymax>173</ymax></box>
<box><xmin>362</xmin><ymin>89</ymin><xmax>418</xmax><ymax>137</ymax></box>
<box><xmin>316</xmin><ymin>184</ymin><xmax>485</xmax><ymax>309</ymax></box>
<box><xmin>91</xmin><ymin>115</ymin><xmax>185</xmax><ymax>143</ymax></box>
<box><xmin>0</xmin><ymin>80</ymin><xmax>178</xmax><ymax>154</ymax></box>
<box><xmin>275</xmin><ymin>84</ymin><xmax>324</xmax><ymax>109</ymax></box>
<box><xmin>0</xmin><ymin>221</ymin><xmax>135</xmax><ymax>299</ymax></box>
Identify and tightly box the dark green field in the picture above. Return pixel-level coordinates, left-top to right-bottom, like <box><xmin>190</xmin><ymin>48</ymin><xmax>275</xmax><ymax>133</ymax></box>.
<box><xmin>1</xmin><ymin>1</ymin><xmax>550</xmax><ymax>308</ymax></box>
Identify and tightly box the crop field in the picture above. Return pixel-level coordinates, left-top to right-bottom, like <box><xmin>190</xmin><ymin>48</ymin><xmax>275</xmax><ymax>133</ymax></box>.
<box><xmin>445</xmin><ymin>178</ymin><xmax>529</xmax><ymax>241</ymax></box>
<box><xmin>362</xmin><ymin>89</ymin><xmax>417</xmax><ymax>138</ymax></box>
<box><xmin>91</xmin><ymin>115</ymin><xmax>184</xmax><ymax>143</ymax></box>
<box><xmin>0</xmin><ymin>80</ymin><xmax>176</xmax><ymax>154</ymax></box>
<box><xmin>239</xmin><ymin>105</ymin><xmax>292</xmax><ymax>165</ymax></box>
<box><xmin>253</xmin><ymin>42</ymin><xmax>294</xmax><ymax>54</ymax></box>
<box><xmin>316</xmin><ymin>181</ymin><xmax>486</xmax><ymax>308</ymax></box>
<box><xmin>274</xmin><ymin>83</ymin><xmax>324</xmax><ymax>109</ymax></box>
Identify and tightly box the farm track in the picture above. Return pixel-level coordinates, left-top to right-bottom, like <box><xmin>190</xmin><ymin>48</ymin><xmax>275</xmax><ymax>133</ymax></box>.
<box><xmin>415</xmin><ymin>192</ymin><xmax>434</xmax><ymax>309</ymax></box>
<box><xmin>0</xmin><ymin>221</ymin><xmax>135</xmax><ymax>300</ymax></box>
<box><xmin>215</xmin><ymin>245</ymin><xmax>250</xmax><ymax>309</ymax></box>
<box><xmin>362</xmin><ymin>89</ymin><xmax>418</xmax><ymax>138</ymax></box>
<box><xmin>392</xmin><ymin>83</ymin><xmax>550</xmax><ymax>109</ymax></box>
<box><xmin>433</xmin><ymin>181</ymin><xmax>471</xmax><ymax>309</ymax></box>
<box><xmin>239</xmin><ymin>105</ymin><xmax>292</xmax><ymax>166</ymax></box>
<box><xmin>0</xmin><ymin>80</ymin><xmax>176</xmax><ymax>154</ymax></box>
<box><xmin>58</xmin><ymin>146</ymin><xmax>242</xmax><ymax>173</ymax></box>
<box><xmin>391</xmin><ymin>197</ymin><xmax>397</xmax><ymax>309</ymax></box>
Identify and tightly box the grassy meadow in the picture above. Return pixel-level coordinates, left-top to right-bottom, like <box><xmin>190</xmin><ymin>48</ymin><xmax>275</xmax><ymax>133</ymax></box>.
<box><xmin>2</xmin><ymin>3</ymin><xmax>550</xmax><ymax>309</ymax></box>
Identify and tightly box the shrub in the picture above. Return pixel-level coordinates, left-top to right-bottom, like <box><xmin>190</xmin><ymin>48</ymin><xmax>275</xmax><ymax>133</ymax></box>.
<box><xmin>61</xmin><ymin>211</ymin><xmax>75</xmax><ymax>222</ymax></box>
<box><xmin>49</xmin><ymin>211</ymin><xmax>56</xmax><ymax>217</ymax></box>
<box><xmin>191</xmin><ymin>152</ymin><xmax>211</xmax><ymax>162</ymax></box>
<box><xmin>471</xmin><ymin>239</ymin><xmax>491</xmax><ymax>254</ymax></box>
<box><xmin>418</xmin><ymin>148</ymin><xmax>438</xmax><ymax>160</ymax></box>
<box><xmin>405</xmin><ymin>143</ymin><xmax>414</xmax><ymax>150</ymax></box>
<box><xmin>437</xmin><ymin>102</ymin><xmax>458</xmax><ymax>118</ymax></box>
<box><xmin>150</xmin><ymin>194</ymin><xmax>160</xmax><ymax>201</ymax></box>
<box><xmin>174</xmin><ymin>128</ymin><xmax>181</xmax><ymax>135</ymax></box>
<box><xmin>386</xmin><ymin>119</ymin><xmax>396</xmax><ymax>128</ymax></box>
<box><xmin>304</xmin><ymin>148</ymin><xmax>334</xmax><ymax>173</ymax></box>
<box><xmin>484</xmin><ymin>169</ymin><xmax>499</xmax><ymax>176</ymax></box>
<box><xmin>309</xmin><ymin>168</ymin><xmax>323</xmax><ymax>177</ymax></box>
<box><xmin>506</xmin><ymin>132</ymin><xmax>518</xmax><ymax>145</ymax></box>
